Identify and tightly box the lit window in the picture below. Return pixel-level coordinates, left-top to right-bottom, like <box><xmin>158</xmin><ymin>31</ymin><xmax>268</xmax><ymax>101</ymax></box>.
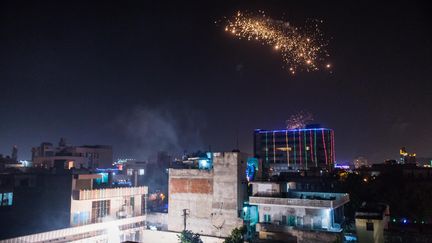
<box><xmin>67</xmin><ymin>161</ymin><xmax>74</xmax><ymax>169</ymax></box>
<box><xmin>72</xmin><ymin>211</ymin><xmax>90</xmax><ymax>226</ymax></box>
<box><xmin>127</xmin><ymin>169</ymin><xmax>133</xmax><ymax>176</ymax></box>
<box><xmin>139</xmin><ymin>169</ymin><xmax>145</xmax><ymax>175</ymax></box>
<box><xmin>95</xmin><ymin>173</ymin><xmax>109</xmax><ymax>184</ymax></box>
<box><xmin>0</xmin><ymin>192</ymin><xmax>13</xmax><ymax>206</ymax></box>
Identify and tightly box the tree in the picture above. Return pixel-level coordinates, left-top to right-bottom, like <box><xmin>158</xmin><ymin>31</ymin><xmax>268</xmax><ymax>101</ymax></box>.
<box><xmin>224</xmin><ymin>227</ymin><xmax>245</xmax><ymax>243</ymax></box>
<box><xmin>177</xmin><ymin>230</ymin><xmax>203</xmax><ymax>243</ymax></box>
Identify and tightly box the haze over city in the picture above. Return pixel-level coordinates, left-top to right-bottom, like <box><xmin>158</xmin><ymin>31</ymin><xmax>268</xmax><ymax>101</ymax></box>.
<box><xmin>1</xmin><ymin>1</ymin><xmax>431</xmax><ymax>163</ymax></box>
<box><xmin>1</xmin><ymin>2</ymin><xmax>432</xmax><ymax>243</ymax></box>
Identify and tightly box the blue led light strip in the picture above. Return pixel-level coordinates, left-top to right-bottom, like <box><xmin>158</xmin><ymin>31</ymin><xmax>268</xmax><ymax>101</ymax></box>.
<box><xmin>265</xmin><ymin>132</ymin><xmax>269</xmax><ymax>164</ymax></box>
<box><xmin>293</xmin><ymin>130</ymin><xmax>296</xmax><ymax>167</ymax></box>
<box><xmin>285</xmin><ymin>130</ymin><xmax>289</xmax><ymax>166</ymax></box>
<box><xmin>273</xmin><ymin>131</ymin><xmax>276</xmax><ymax>163</ymax></box>
<box><xmin>298</xmin><ymin>131</ymin><xmax>302</xmax><ymax>167</ymax></box>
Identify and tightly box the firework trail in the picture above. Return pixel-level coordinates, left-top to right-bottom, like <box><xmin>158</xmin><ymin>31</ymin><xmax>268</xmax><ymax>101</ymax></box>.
<box><xmin>286</xmin><ymin>111</ymin><xmax>314</xmax><ymax>129</ymax></box>
<box><xmin>224</xmin><ymin>11</ymin><xmax>331</xmax><ymax>74</ymax></box>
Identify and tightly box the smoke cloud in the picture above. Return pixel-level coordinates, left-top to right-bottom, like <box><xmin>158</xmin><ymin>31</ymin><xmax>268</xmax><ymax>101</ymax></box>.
<box><xmin>116</xmin><ymin>105</ymin><xmax>205</xmax><ymax>161</ymax></box>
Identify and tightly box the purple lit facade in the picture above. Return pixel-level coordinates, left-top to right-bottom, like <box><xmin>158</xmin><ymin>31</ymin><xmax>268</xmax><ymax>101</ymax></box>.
<box><xmin>254</xmin><ymin>127</ymin><xmax>335</xmax><ymax>176</ymax></box>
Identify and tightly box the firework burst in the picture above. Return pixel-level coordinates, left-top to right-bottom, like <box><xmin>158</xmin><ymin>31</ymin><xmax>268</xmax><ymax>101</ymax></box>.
<box><xmin>286</xmin><ymin>111</ymin><xmax>314</xmax><ymax>129</ymax></box>
<box><xmin>224</xmin><ymin>11</ymin><xmax>331</xmax><ymax>74</ymax></box>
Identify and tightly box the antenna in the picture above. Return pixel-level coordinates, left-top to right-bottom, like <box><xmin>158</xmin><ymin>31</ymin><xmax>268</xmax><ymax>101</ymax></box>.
<box><xmin>236</xmin><ymin>127</ymin><xmax>239</xmax><ymax>150</ymax></box>
<box><xmin>232</xmin><ymin>127</ymin><xmax>240</xmax><ymax>152</ymax></box>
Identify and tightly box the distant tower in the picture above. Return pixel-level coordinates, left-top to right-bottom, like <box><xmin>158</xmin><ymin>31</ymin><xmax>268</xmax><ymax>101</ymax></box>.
<box><xmin>59</xmin><ymin>138</ymin><xmax>67</xmax><ymax>147</ymax></box>
<box><xmin>11</xmin><ymin>145</ymin><xmax>18</xmax><ymax>161</ymax></box>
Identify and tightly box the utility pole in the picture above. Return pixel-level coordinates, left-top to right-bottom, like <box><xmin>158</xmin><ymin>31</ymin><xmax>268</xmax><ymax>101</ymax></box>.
<box><xmin>181</xmin><ymin>209</ymin><xmax>189</xmax><ymax>231</ymax></box>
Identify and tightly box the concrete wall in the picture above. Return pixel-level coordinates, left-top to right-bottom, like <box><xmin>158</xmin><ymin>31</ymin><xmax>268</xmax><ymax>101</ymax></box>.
<box><xmin>74</xmin><ymin>178</ymin><xmax>92</xmax><ymax>190</ymax></box>
<box><xmin>356</xmin><ymin>218</ymin><xmax>384</xmax><ymax>243</ymax></box>
<box><xmin>70</xmin><ymin>192</ymin><xmax>144</xmax><ymax>226</ymax></box>
<box><xmin>252</xmin><ymin>182</ymin><xmax>281</xmax><ymax>196</ymax></box>
<box><xmin>212</xmin><ymin>152</ymin><xmax>246</xmax><ymax>237</ymax></box>
<box><xmin>75</xmin><ymin>146</ymin><xmax>113</xmax><ymax>169</ymax></box>
<box><xmin>168</xmin><ymin>152</ymin><xmax>248</xmax><ymax>238</ymax></box>
<box><xmin>168</xmin><ymin>169</ymin><xmax>215</xmax><ymax>235</ymax></box>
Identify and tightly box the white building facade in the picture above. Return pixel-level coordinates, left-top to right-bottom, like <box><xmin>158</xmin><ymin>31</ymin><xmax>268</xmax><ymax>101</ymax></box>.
<box><xmin>248</xmin><ymin>182</ymin><xmax>349</xmax><ymax>242</ymax></box>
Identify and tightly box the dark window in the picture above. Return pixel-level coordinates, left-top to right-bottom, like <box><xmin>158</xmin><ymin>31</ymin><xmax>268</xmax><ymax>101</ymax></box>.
<box><xmin>281</xmin><ymin>215</ymin><xmax>287</xmax><ymax>225</ymax></box>
<box><xmin>91</xmin><ymin>200</ymin><xmax>110</xmax><ymax>223</ymax></box>
<box><xmin>142</xmin><ymin>195</ymin><xmax>147</xmax><ymax>214</ymax></box>
<box><xmin>130</xmin><ymin>196</ymin><xmax>135</xmax><ymax>211</ymax></box>
<box><xmin>366</xmin><ymin>222</ymin><xmax>374</xmax><ymax>231</ymax></box>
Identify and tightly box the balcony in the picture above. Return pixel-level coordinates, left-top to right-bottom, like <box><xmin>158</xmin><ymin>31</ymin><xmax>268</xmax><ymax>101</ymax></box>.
<box><xmin>73</xmin><ymin>186</ymin><xmax>147</xmax><ymax>200</ymax></box>
<box><xmin>257</xmin><ymin>222</ymin><xmax>342</xmax><ymax>234</ymax></box>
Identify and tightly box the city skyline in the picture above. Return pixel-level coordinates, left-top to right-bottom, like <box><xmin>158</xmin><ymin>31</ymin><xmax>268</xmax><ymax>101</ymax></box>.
<box><xmin>1</xmin><ymin>1</ymin><xmax>431</xmax><ymax>163</ymax></box>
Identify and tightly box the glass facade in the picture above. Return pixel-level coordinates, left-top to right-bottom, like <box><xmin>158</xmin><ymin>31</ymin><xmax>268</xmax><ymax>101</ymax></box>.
<box><xmin>254</xmin><ymin>128</ymin><xmax>335</xmax><ymax>175</ymax></box>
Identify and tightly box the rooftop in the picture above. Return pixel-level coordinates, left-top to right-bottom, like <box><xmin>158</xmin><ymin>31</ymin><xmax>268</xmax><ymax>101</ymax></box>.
<box><xmin>72</xmin><ymin>186</ymin><xmax>147</xmax><ymax>200</ymax></box>
<box><xmin>250</xmin><ymin>191</ymin><xmax>349</xmax><ymax>209</ymax></box>
<box><xmin>78</xmin><ymin>145</ymin><xmax>112</xmax><ymax>149</ymax></box>
<box><xmin>254</xmin><ymin>127</ymin><xmax>332</xmax><ymax>134</ymax></box>
<box><xmin>355</xmin><ymin>202</ymin><xmax>389</xmax><ymax>220</ymax></box>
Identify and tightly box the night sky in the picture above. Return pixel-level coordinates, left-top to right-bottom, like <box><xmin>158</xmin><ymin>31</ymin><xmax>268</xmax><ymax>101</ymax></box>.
<box><xmin>1</xmin><ymin>1</ymin><xmax>431</xmax><ymax>163</ymax></box>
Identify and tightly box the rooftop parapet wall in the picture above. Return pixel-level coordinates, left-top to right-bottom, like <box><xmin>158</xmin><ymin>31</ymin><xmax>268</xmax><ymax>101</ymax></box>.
<box><xmin>0</xmin><ymin>216</ymin><xmax>146</xmax><ymax>243</ymax></box>
<box><xmin>169</xmin><ymin>168</ymin><xmax>214</xmax><ymax>178</ymax></box>
<box><xmin>73</xmin><ymin>186</ymin><xmax>147</xmax><ymax>200</ymax></box>
<box><xmin>290</xmin><ymin>191</ymin><xmax>348</xmax><ymax>201</ymax></box>
<box><xmin>250</xmin><ymin>193</ymin><xmax>349</xmax><ymax>209</ymax></box>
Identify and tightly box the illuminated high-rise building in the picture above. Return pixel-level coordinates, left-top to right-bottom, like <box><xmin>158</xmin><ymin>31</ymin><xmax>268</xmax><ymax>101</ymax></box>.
<box><xmin>254</xmin><ymin>125</ymin><xmax>335</xmax><ymax>176</ymax></box>
<box><xmin>399</xmin><ymin>147</ymin><xmax>416</xmax><ymax>164</ymax></box>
